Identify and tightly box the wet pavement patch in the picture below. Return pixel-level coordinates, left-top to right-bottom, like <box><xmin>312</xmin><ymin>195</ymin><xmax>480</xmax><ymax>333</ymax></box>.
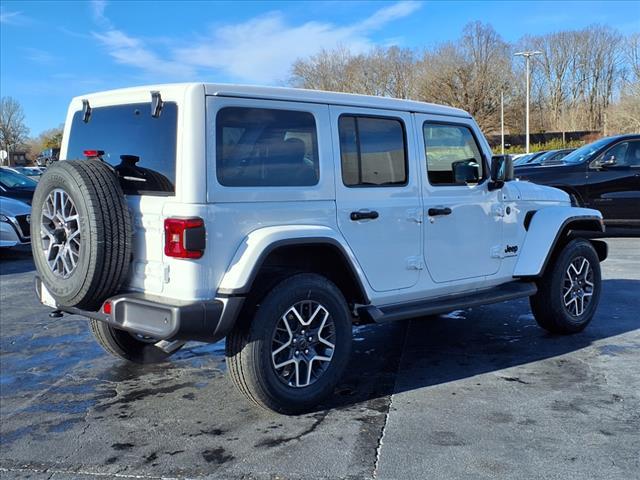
<box><xmin>202</xmin><ymin>447</ymin><xmax>234</xmax><ymax>464</ymax></box>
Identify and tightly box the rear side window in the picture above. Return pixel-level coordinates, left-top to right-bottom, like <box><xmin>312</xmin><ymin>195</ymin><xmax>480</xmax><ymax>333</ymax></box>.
<box><xmin>339</xmin><ymin>116</ymin><xmax>407</xmax><ymax>187</ymax></box>
<box><xmin>66</xmin><ymin>102</ymin><xmax>177</xmax><ymax>195</ymax></box>
<box><xmin>216</xmin><ymin>107</ymin><xmax>319</xmax><ymax>187</ymax></box>
<box><xmin>423</xmin><ymin>123</ymin><xmax>483</xmax><ymax>186</ymax></box>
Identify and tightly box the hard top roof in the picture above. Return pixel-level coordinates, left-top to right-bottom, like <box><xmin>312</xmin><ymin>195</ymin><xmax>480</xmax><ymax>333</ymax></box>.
<box><xmin>74</xmin><ymin>83</ymin><xmax>472</xmax><ymax>118</ymax></box>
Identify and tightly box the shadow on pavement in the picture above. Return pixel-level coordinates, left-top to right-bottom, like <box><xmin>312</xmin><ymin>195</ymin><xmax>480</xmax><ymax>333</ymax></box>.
<box><xmin>320</xmin><ymin>278</ymin><xmax>640</xmax><ymax>410</ymax></box>
<box><xmin>0</xmin><ymin>247</ymin><xmax>34</xmax><ymax>275</ymax></box>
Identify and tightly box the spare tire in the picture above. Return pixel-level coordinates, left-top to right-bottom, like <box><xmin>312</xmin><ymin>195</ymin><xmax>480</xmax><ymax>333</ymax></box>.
<box><xmin>31</xmin><ymin>160</ymin><xmax>132</xmax><ymax>310</ymax></box>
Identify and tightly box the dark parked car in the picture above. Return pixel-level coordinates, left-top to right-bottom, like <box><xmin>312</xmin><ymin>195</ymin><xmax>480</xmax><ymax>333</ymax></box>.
<box><xmin>514</xmin><ymin>148</ymin><xmax>576</xmax><ymax>176</ymax></box>
<box><xmin>0</xmin><ymin>168</ymin><xmax>37</xmax><ymax>204</ymax></box>
<box><xmin>531</xmin><ymin>148</ymin><xmax>575</xmax><ymax>166</ymax></box>
<box><xmin>513</xmin><ymin>151</ymin><xmax>546</xmax><ymax>167</ymax></box>
<box><xmin>517</xmin><ymin>134</ymin><xmax>640</xmax><ymax>232</ymax></box>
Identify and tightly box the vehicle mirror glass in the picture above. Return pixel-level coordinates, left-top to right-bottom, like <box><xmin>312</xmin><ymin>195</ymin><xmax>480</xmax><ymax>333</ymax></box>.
<box><xmin>452</xmin><ymin>159</ymin><xmax>480</xmax><ymax>184</ymax></box>
<box><xmin>491</xmin><ymin>155</ymin><xmax>514</xmax><ymax>182</ymax></box>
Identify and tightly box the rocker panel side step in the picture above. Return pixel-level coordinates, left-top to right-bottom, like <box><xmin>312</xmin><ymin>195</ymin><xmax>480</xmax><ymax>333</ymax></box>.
<box><xmin>359</xmin><ymin>281</ymin><xmax>537</xmax><ymax>324</ymax></box>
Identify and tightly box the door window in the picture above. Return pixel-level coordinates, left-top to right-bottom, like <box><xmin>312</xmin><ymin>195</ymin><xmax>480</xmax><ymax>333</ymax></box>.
<box><xmin>604</xmin><ymin>142</ymin><xmax>630</xmax><ymax>166</ymax></box>
<box><xmin>624</xmin><ymin>141</ymin><xmax>640</xmax><ymax>166</ymax></box>
<box><xmin>423</xmin><ymin>123</ymin><xmax>484</xmax><ymax>186</ymax></box>
<box><xmin>216</xmin><ymin>107</ymin><xmax>319</xmax><ymax>187</ymax></box>
<box><xmin>338</xmin><ymin>115</ymin><xmax>407</xmax><ymax>187</ymax></box>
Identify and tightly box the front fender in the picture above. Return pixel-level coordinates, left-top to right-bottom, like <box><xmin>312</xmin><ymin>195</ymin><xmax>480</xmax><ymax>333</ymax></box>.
<box><xmin>514</xmin><ymin>207</ymin><xmax>603</xmax><ymax>277</ymax></box>
<box><xmin>217</xmin><ymin>225</ymin><xmax>369</xmax><ymax>296</ymax></box>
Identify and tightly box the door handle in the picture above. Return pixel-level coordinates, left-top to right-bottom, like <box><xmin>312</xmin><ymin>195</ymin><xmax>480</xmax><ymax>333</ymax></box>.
<box><xmin>350</xmin><ymin>210</ymin><xmax>379</xmax><ymax>221</ymax></box>
<box><xmin>428</xmin><ymin>207</ymin><xmax>452</xmax><ymax>216</ymax></box>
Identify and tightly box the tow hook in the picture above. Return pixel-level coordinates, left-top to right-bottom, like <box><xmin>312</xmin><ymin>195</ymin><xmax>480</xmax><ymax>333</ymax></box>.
<box><xmin>49</xmin><ymin>310</ymin><xmax>64</xmax><ymax>318</ymax></box>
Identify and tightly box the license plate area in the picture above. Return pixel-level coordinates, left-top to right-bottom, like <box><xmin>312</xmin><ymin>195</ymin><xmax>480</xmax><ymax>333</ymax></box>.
<box><xmin>113</xmin><ymin>299</ymin><xmax>178</xmax><ymax>339</ymax></box>
<box><xmin>40</xmin><ymin>283</ymin><xmax>57</xmax><ymax>308</ymax></box>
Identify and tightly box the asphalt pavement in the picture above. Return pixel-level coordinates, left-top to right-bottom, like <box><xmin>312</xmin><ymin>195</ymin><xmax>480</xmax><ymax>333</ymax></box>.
<box><xmin>1</xmin><ymin>239</ymin><xmax>638</xmax><ymax>480</ymax></box>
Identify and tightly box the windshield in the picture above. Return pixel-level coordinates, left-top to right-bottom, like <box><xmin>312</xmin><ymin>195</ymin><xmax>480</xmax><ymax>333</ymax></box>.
<box><xmin>513</xmin><ymin>154</ymin><xmax>532</xmax><ymax>166</ymax></box>
<box><xmin>0</xmin><ymin>169</ymin><xmax>38</xmax><ymax>188</ymax></box>
<box><xmin>535</xmin><ymin>151</ymin><xmax>558</xmax><ymax>164</ymax></box>
<box><xmin>561</xmin><ymin>138</ymin><xmax>611</xmax><ymax>164</ymax></box>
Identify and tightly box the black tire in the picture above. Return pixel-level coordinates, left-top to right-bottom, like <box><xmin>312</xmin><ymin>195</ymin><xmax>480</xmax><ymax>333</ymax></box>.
<box><xmin>530</xmin><ymin>238</ymin><xmax>601</xmax><ymax>334</ymax></box>
<box><xmin>31</xmin><ymin>160</ymin><xmax>132</xmax><ymax>310</ymax></box>
<box><xmin>226</xmin><ymin>273</ymin><xmax>352</xmax><ymax>414</ymax></box>
<box><xmin>89</xmin><ymin>320</ymin><xmax>176</xmax><ymax>364</ymax></box>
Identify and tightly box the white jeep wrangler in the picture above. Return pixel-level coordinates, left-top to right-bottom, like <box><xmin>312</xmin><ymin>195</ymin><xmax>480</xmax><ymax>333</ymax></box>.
<box><xmin>32</xmin><ymin>84</ymin><xmax>607</xmax><ymax>414</ymax></box>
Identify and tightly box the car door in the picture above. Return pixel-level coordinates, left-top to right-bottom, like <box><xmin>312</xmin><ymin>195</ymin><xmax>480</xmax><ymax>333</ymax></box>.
<box><xmin>586</xmin><ymin>139</ymin><xmax>640</xmax><ymax>226</ymax></box>
<box><xmin>330</xmin><ymin>106</ymin><xmax>422</xmax><ymax>292</ymax></box>
<box><xmin>415</xmin><ymin>116</ymin><xmax>502</xmax><ymax>283</ymax></box>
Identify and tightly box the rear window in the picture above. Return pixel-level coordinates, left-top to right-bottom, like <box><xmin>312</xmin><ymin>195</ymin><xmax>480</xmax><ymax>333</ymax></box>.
<box><xmin>66</xmin><ymin>102</ymin><xmax>177</xmax><ymax>195</ymax></box>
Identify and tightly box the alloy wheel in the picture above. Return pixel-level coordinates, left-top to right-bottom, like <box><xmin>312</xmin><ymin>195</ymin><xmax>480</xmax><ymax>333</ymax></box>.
<box><xmin>562</xmin><ymin>256</ymin><xmax>595</xmax><ymax>317</ymax></box>
<box><xmin>40</xmin><ymin>188</ymin><xmax>81</xmax><ymax>278</ymax></box>
<box><xmin>271</xmin><ymin>301</ymin><xmax>336</xmax><ymax>388</ymax></box>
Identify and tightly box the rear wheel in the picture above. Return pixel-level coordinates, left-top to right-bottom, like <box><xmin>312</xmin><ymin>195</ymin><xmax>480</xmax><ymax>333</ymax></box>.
<box><xmin>530</xmin><ymin>239</ymin><xmax>601</xmax><ymax>334</ymax></box>
<box><xmin>89</xmin><ymin>320</ymin><xmax>178</xmax><ymax>364</ymax></box>
<box><xmin>226</xmin><ymin>273</ymin><xmax>352</xmax><ymax>414</ymax></box>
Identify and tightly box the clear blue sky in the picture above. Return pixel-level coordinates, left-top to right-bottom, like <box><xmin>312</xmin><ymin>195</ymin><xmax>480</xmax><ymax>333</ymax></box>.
<box><xmin>1</xmin><ymin>0</ymin><xmax>639</xmax><ymax>136</ymax></box>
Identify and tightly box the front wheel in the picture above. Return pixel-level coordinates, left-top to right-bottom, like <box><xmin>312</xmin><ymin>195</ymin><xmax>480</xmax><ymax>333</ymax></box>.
<box><xmin>530</xmin><ymin>238</ymin><xmax>602</xmax><ymax>334</ymax></box>
<box><xmin>226</xmin><ymin>273</ymin><xmax>352</xmax><ymax>414</ymax></box>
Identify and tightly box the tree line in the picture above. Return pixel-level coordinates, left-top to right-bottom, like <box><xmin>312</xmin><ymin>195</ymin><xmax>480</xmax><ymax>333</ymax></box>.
<box><xmin>291</xmin><ymin>22</ymin><xmax>640</xmax><ymax>135</ymax></box>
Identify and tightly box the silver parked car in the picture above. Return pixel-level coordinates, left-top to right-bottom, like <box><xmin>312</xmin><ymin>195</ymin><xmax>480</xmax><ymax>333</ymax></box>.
<box><xmin>0</xmin><ymin>196</ymin><xmax>31</xmax><ymax>248</ymax></box>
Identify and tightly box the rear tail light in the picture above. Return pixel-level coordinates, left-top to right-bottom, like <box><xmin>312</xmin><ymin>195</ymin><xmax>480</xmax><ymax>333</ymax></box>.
<box><xmin>164</xmin><ymin>217</ymin><xmax>205</xmax><ymax>259</ymax></box>
<box><xmin>83</xmin><ymin>149</ymin><xmax>105</xmax><ymax>159</ymax></box>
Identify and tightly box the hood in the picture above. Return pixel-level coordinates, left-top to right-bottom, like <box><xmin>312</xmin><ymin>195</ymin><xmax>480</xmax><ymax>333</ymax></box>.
<box><xmin>0</xmin><ymin>196</ymin><xmax>32</xmax><ymax>216</ymax></box>
<box><xmin>515</xmin><ymin>163</ymin><xmax>568</xmax><ymax>178</ymax></box>
<box><xmin>510</xmin><ymin>181</ymin><xmax>571</xmax><ymax>203</ymax></box>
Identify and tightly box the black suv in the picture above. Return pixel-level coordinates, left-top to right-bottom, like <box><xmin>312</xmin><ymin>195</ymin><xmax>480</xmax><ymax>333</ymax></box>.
<box><xmin>516</xmin><ymin>134</ymin><xmax>640</xmax><ymax>232</ymax></box>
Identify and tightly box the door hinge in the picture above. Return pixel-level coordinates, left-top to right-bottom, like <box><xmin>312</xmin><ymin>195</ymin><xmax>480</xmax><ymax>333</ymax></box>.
<box><xmin>163</xmin><ymin>264</ymin><xmax>170</xmax><ymax>283</ymax></box>
<box><xmin>406</xmin><ymin>256</ymin><xmax>424</xmax><ymax>270</ymax></box>
<box><xmin>491</xmin><ymin>245</ymin><xmax>504</xmax><ymax>258</ymax></box>
<box><xmin>491</xmin><ymin>204</ymin><xmax>505</xmax><ymax>217</ymax></box>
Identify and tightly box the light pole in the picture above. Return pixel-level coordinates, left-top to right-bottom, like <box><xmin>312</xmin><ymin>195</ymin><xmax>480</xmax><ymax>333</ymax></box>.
<box><xmin>514</xmin><ymin>50</ymin><xmax>542</xmax><ymax>153</ymax></box>
<box><xmin>500</xmin><ymin>90</ymin><xmax>505</xmax><ymax>155</ymax></box>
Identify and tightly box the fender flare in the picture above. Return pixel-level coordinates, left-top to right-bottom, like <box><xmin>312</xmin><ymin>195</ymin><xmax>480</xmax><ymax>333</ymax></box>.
<box><xmin>513</xmin><ymin>207</ymin><xmax>604</xmax><ymax>277</ymax></box>
<box><xmin>217</xmin><ymin>225</ymin><xmax>371</xmax><ymax>302</ymax></box>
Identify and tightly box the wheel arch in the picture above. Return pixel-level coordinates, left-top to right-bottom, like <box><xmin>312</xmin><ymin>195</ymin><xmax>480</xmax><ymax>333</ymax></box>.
<box><xmin>217</xmin><ymin>226</ymin><xmax>370</xmax><ymax>306</ymax></box>
<box><xmin>514</xmin><ymin>207</ymin><xmax>605</xmax><ymax>278</ymax></box>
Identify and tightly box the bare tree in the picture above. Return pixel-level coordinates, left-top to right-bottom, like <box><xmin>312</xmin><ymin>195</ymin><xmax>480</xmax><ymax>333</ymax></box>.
<box><xmin>624</xmin><ymin>33</ymin><xmax>640</xmax><ymax>83</ymax></box>
<box><xmin>291</xmin><ymin>45</ymin><xmax>417</xmax><ymax>99</ymax></box>
<box><xmin>606</xmin><ymin>83</ymin><xmax>640</xmax><ymax>134</ymax></box>
<box><xmin>0</xmin><ymin>96</ymin><xmax>30</xmax><ymax>153</ymax></box>
<box><xmin>416</xmin><ymin>22</ymin><xmax>513</xmax><ymax>132</ymax></box>
<box><xmin>289</xmin><ymin>23</ymin><xmax>636</xmax><ymax>136</ymax></box>
<box><xmin>27</xmin><ymin>125</ymin><xmax>64</xmax><ymax>160</ymax></box>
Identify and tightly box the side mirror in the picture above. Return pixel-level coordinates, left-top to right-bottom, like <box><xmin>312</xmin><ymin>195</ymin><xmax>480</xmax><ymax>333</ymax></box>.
<box><xmin>489</xmin><ymin>155</ymin><xmax>514</xmax><ymax>190</ymax></box>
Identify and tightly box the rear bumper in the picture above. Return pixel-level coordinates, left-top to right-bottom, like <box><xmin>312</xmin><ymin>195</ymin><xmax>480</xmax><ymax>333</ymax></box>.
<box><xmin>35</xmin><ymin>277</ymin><xmax>243</xmax><ymax>343</ymax></box>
